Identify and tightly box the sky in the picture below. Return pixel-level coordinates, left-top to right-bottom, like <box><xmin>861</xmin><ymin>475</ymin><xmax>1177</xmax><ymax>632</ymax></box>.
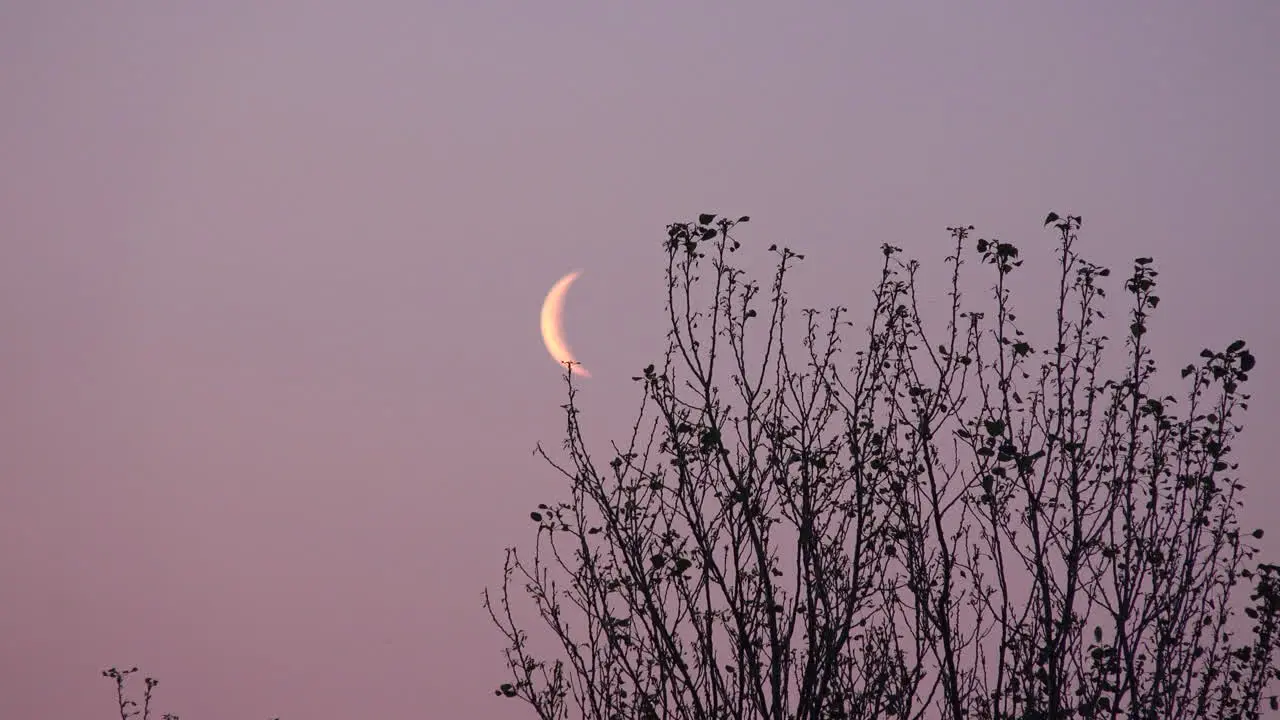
<box><xmin>1</xmin><ymin>2</ymin><xmax>1277</xmax><ymax>718</ymax></box>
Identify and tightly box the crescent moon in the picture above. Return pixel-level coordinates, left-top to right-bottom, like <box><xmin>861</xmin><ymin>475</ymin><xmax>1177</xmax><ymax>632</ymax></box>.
<box><xmin>540</xmin><ymin>271</ymin><xmax>591</xmax><ymax>377</ymax></box>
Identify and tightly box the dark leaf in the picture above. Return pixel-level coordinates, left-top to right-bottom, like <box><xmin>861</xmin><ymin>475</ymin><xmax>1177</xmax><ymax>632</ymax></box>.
<box><xmin>1228</xmin><ymin>339</ymin><xmax>1247</xmax><ymax>353</ymax></box>
<box><xmin>1240</xmin><ymin>351</ymin><xmax>1256</xmax><ymax>372</ymax></box>
<box><xmin>698</xmin><ymin>213</ymin><xmax>716</xmax><ymax>225</ymax></box>
<box><xmin>1044</xmin><ymin>212</ymin><xmax>1060</xmax><ymax>226</ymax></box>
<box><xmin>530</xmin><ymin>512</ymin><xmax>542</xmax><ymax>522</ymax></box>
<box><xmin>737</xmin><ymin>215</ymin><xmax>750</xmax><ymax>223</ymax></box>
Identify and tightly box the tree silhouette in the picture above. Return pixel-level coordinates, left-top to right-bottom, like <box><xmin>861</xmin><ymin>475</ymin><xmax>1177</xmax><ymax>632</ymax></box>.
<box><xmin>487</xmin><ymin>213</ymin><xmax>1280</xmax><ymax>720</ymax></box>
<box><xmin>101</xmin><ymin>666</ymin><xmax>280</xmax><ymax>720</ymax></box>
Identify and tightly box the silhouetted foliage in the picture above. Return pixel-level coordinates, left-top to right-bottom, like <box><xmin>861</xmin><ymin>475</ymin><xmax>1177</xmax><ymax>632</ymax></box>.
<box><xmin>101</xmin><ymin>666</ymin><xmax>279</xmax><ymax>720</ymax></box>
<box><xmin>488</xmin><ymin>212</ymin><xmax>1279</xmax><ymax>719</ymax></box>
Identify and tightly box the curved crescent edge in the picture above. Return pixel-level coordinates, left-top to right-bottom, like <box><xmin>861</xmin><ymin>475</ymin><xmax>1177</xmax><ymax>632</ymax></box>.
<box><xmin>540</xmin><ymin>271</ymin><xmax>590</xmax><ymax>378</ymax></box>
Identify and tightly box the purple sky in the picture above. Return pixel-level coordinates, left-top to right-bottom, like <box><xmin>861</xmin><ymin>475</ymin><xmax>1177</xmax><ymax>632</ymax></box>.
<box><xmin>1</xmin><ymin>3</ymin><xmax>1277</xmax><ymax>718</ymax></box>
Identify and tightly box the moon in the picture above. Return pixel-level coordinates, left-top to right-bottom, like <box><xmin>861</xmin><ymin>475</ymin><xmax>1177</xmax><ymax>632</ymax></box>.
<box><xmin>540</xmin><ymin>271</ymin><xmax>590</xmax><ymax>377</ymax></box>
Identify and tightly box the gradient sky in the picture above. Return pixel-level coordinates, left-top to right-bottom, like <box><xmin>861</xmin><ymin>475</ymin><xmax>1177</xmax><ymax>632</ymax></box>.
<box><xmin>2</xmin><ymin>3</ymin><xmax>1278</xmax><ymax>718</ymax></box>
